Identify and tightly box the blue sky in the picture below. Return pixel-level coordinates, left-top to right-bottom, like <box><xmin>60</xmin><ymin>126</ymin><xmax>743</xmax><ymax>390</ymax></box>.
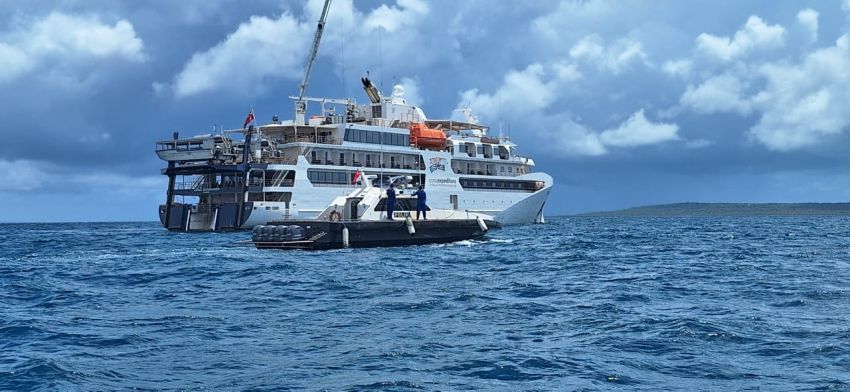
<box><xmin>2</xmin><ymin>0</ymin><xmax>850</xmax><ymax>222</ymax></box>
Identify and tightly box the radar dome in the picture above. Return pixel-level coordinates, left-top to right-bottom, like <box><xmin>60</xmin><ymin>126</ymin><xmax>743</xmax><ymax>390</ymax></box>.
<box><xmin>391</xmin><ymin>85</ymin><xmax>407</xmax><ymax>104</ymax></box>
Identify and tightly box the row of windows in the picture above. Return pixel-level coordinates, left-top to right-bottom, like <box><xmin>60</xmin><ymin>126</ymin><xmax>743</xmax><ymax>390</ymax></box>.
<box><xmin>459</xmin><ymin>179</ymin><xmax>544</xmax><ymax>192</ymax></box>
<box><xmin>248</xmin><ymin>192</ymin><xmax>291</xmax><ymax>202</ymax></box>
<box><xmin>309</xmin><ymin>150</ymin><xmax>424</xmax><ymax>169</ymax></box>
<box><xmin>344</xmin><ymin>129</ymin><xmax>409</xmax><ymax>146</ymax></box>
<box><xmin>451</xmin><ymin>162</ymin><xmax>528</xmax><ymax>176</ymax></box>
<box><xmin>307</xmin><ymin>169</ymin><xmax>424</xmax><ymax>187</ymax></box>
<box><xmin>307</xmin><ymin>170</ymin><xmax>355</xmax><ymax>185</ymax></box>
<box><xmin>157</xmin><ymin>141</ymin><xmax>205</xmax><ymax>151</ymax></box>
<box><xmin>456</xmin><ymin>144</ymin><xmax>509</xmax><ymax>159</ymax></box>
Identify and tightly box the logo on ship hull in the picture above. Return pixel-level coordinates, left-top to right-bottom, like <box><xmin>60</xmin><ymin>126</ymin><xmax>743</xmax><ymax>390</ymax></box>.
<box><xmin>429</xmin><ymin>157</ymin><xmax>447</xmax><ymax>173</ymax></box>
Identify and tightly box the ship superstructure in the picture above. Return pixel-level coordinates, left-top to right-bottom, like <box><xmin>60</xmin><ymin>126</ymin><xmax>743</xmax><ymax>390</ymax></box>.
<box><xmin>154</xmin><ymin>0</ymin><xmax>552</xmax><ymax>231</ymax></box>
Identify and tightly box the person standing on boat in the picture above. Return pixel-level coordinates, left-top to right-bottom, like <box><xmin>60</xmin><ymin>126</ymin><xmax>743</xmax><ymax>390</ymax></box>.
<box><xmin>386</xmin><ymin>183</ymin><xmax>397</xmax><ymax>220</ymax></box>
<box><xmin>413</xmin><ymin>185</ymin><xmax>427</xmax><ymax>220</ymax></box>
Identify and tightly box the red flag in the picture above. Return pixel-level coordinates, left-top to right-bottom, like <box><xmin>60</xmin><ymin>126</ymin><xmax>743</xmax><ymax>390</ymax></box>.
<box><xmin>243</xmin><ymin>110</ymin><xmax>255</xmax><ymax>128</ymax></box>
<box><xmin>352</xmin><ymin>171</ymin><xmax>361</xmax><ymax>185</ymax></box>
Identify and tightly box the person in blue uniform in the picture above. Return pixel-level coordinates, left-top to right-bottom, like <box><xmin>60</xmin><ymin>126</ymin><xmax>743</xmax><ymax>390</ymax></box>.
<box><xmin>412</xmin><ymin>184</ymin><xmax>427</xmax><ymax>220</ymax></box>
<box><xmin>386</xmin><ymin>183</ymin><xmax>397</xmax><ymax>220</ymax></box>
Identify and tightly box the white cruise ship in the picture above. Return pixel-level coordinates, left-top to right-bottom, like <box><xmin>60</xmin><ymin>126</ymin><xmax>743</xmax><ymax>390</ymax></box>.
<box><xmin>153</xmin><ymin>1</ymin><xmax>552</xmax><ymax>231</ymax></box>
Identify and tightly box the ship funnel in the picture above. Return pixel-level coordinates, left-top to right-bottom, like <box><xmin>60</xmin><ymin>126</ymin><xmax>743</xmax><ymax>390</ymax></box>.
<box><xmin>361</xmin><ymin>77</ymin><xmax>382</xmax><ymax>104</ymax></box>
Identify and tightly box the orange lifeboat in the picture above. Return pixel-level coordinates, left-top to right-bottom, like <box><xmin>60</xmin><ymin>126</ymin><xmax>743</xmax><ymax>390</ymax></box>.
<box><xmin>409</xmin><ymin>123</ymin><xmax>447</xmax><ymax>150</ymax></box>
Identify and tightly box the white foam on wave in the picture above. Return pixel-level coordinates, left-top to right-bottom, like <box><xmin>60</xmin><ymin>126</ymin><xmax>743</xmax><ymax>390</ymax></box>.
<box><xmin>430</xmin><ymin>240</ymin><xmax>477</xmax><ymax>248</ymax></box>
<box><xmin>432</xmin><ymin>238</ymin><xmax>514</xmax><ymax>248</ymax></box>
<box><xmin>453</xmin><ymin>240</ymin><xmax>476</xmax><ymax>247</ymax></box>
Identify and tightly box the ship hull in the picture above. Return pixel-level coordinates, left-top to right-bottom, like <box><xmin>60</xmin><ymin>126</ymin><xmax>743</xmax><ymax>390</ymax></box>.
<box><xmin>159</xmin><ymin>170</ymin><xmax>553</xmax><ymax>231</ymax></box>
<box><xmin>158</xmin><ymin>202</ymin><xmax>253</xmax><ymax>231</ymax></box>
<box><xmin>253</xmin><ymin>219</ymin><xmax>500</xmax><ymax>250</ymax></box>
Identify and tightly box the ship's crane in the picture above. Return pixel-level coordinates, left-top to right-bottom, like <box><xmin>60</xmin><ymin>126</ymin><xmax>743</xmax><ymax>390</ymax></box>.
<box><xmin>295</xmin><ymin>0</ymin><xmax>332</xmax><ymax>125</ymax></box>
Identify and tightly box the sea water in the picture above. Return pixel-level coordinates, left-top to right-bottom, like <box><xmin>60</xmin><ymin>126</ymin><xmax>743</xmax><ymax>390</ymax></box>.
<box><xmin>1</xmin><ymin>216</ymin><xmax>848</xmax><ymax>390</ymax></box>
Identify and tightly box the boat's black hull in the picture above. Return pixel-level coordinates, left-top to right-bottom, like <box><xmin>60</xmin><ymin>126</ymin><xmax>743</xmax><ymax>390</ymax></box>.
<box><xmin>255</xmin><ymin>219</ymin><xmax>500</xmax><ymax>250</ymax></box>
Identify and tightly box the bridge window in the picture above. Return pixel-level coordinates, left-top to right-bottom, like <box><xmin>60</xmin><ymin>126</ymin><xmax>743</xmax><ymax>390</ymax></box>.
<box><xmin>459</xmin><ymin>178</ymin><xmax>544</xmax><ymax>192</ymax></box>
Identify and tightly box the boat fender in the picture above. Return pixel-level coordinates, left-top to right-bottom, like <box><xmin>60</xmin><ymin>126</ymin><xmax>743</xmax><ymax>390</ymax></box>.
<box><xmin>271</xmin><ymin>225</ymin><xmax>285</xmax><ymax>242</ymax></box>
<box><xmin>290</xmin><ymin>225</ymin><xmax>304</xmax><ymax>240</ymax></box>
<box><xmin>252</xmin><ymin>225</ymin><xmax>264</xmax><ymax>242</ymax></box>
<box><xmin>476</xmin><ymin>216</ymin><xmax>488</xmax><ymax>232</ymax></box>
<box><xmin>261</xmin><ymin>225</ymin><xmax>275</xmax><ymax>242</ymax></box>
<box><xmin>281</xmin><ymin>225</ymin><xmax>293</xmax><ymax>242</ymax></box>
<box><xmin>405</xmin><ymin>217</ymin><xmax>415</xmax><ymax>236</ymax></box>
<box><xmin>342</xmin><ymin>226</ymin><xmax>350</xmax><ymax>248</ymax></box>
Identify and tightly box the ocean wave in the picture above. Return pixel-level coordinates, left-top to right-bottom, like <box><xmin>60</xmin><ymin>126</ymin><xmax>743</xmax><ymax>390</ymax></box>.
<box><xmin>1</xmin><ymin>218</ymin><xmax>849</xmax><ymax>390</ymax></box>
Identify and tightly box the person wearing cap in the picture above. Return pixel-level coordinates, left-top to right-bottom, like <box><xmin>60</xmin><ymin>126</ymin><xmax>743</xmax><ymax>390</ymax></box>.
<box><xmin>412</xmin><ymin>184</ymin><xmax>427</xmax><ymax>220</ymax></box>
<box><xmin>386</xmin><ymin>183</ymin><xmax>397</xmax><ymax>220</ymax></box>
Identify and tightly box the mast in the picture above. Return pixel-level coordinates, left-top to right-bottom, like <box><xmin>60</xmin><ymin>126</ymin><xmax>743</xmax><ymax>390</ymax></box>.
<box><xmin>296</xmin><ymin>0</ymin><xmax>333</xmax><ymax>125</ymax></box>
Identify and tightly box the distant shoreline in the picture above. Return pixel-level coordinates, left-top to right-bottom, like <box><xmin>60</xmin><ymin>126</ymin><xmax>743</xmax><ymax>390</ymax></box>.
<box><xmin>575</xmin><ymin>202</ymin><xmax>850</xmax><ymax>217</ymax></box>
<box><xmin>5</xmin><ymin>202</ymin><xmax>850</xmax><ymax>223</ymax></box>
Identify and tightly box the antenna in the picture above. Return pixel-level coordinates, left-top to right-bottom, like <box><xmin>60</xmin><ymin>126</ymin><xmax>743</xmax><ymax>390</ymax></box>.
<box><xmin>295</xmin><ymin>0</ymin><xmax>333</xmax><ymax>125</ymax></box>
<box><xmin>498</xmin><ymin>120</ymin><xmax>503</xmax><ymax>141</ymax></box>
<box><xmin>497</xmin><ymin>93</ymin><xmax>502</xmax><ymax>139</ymax></box>
<box><xmin>340</xmin><ymin>13</ymin><xmax>346</xmax><ymax>103</ymax></box>
<box><xmin>379</xmin><ymin>60</ymin><xmax>384</xmax><ymax>190</ymax></box>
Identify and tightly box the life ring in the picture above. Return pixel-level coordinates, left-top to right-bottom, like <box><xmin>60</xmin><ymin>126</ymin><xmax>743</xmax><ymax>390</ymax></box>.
<box><xmin>329</xmin><ymin>210</ymin><xmax>342</xmax><ymax>222</ymax></box>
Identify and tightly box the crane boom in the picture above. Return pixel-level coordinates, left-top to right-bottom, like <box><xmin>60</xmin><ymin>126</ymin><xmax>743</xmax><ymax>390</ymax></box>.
<box><xmin>295</xmin><ymin>0</ymin><xmax>332</xmax><ymax>125</ymax></box>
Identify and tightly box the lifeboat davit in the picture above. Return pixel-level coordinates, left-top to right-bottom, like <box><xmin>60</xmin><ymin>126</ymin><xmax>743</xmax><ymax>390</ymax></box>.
<box><xmin>409</xmin><ymin>123</ymin><xmax>447</xmax><ymax>150</ymax></box>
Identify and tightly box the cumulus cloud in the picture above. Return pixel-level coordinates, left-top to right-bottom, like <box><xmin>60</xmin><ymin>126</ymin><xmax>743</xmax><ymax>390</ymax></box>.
<box><xmin>796</xmin><ymin>9</ymin><xmax>819</xmax><ymax>44</ymax></box>
<box><xmin>0</xmin><ymin>12</ymin><xmax>145</xmax><ymax>84</ymax></box>
<box><xmin>542</xmin><ymin>111</ymin><xmax>679</xmax><ymax>156</ymax></box>
<box><xmin>31</xmin><ymin>13</ymin><xmax>144</xmax><ymax>60</ymax></box>
<box><xmin>173</xmin><ymin>14</ymin><xmax>310</xmax><ymax>97</ymax></box>
<box><xmin>662</xmin><ymin>59</ymin><xmax>692</xmax><ymax>78</ymax></box>
<box><xmin>458</xmin><ymin>61</ymin><xmax>679</xmax><ymax>156</ymax></box>
<box><xmin>747</xmin><ymin>34</ymin><xmax>850</xmax><ymax>150</ymax></box>
<box><xmin>680</xmin><ymin>74</ymin><xmax>752</xmax><ymax>115</ymax></box>
<box><xmin>696</xmin><ymin>15</ymin><xmax>785</xmax><ymax>61</ymax></box>
<box><xmin>172</xmin><ymin>0</ymin><xmax>432</xmax><ymax>98</ymax></box>
<box><xmin>458</xmin><ymin>64</ymin><xmax>556</xmax><ymax>120</ymax></box>
<box><xmin>531</xmin><ymin>0</ymin><xmax>615</xmax><ymax>42</ymax></box>
<box><xmin>553</xmin><ymin>63</ymin><xmax>582</xmax><ymax>82</ymax></box>
<box><xmin>599</xmin><ymin>110</ymin><xmax>679</xmax><ymax>147</ymax></box>
<box><xmin>672</xmin><ymin>11</ymin><xmax>850</xmax><ymax>151</ymax></box>
<box><xmin>455</xmin><ymin>63</ymin><xmax>604</xmax><ymax>156</ymax></box>
<box><xmin>569</xmin><ymin>34</ymin><xmax>648</xmax><ymax>73</ymax></box>
<box><xmin>0</xmin><ymin>44</ymin><xmax>31</xmax><ymax>83</ymax></box>
<box><xmin>309</xmin><ymin>0</ymin><xmax>429</xmax><ymax>48</ymax></box>
<box><xmin>361</xmin><ymin>0</ymin><xmax>428</xmax><ymax>32</ymax></box>
<box><xmin>398</xmin><ymin>77</ymin><xmax>423</xmax><ymax>107</ymax></box>
<box><xmin>549</xmin><ymin>120</ymin><xmax>608</xmax><ymax>157</ymax></box>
